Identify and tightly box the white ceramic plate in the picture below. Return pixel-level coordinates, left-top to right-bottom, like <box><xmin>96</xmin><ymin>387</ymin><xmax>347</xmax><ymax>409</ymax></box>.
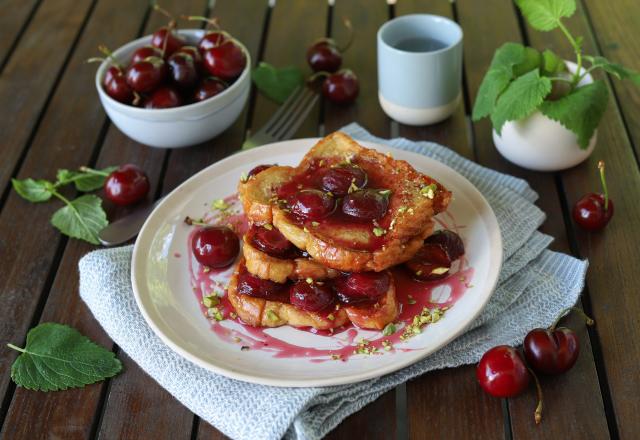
<box><xmin>131</xmin><ymin>139</ymin><xmax>502</xmax><ymax>387</ymax></box>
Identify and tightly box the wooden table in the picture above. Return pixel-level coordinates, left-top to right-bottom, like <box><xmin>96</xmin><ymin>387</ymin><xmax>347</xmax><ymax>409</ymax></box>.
<box><xmin>1</xmin><ymin>0</ymin><xmax>638</xmax><ymax>438</ymax></box>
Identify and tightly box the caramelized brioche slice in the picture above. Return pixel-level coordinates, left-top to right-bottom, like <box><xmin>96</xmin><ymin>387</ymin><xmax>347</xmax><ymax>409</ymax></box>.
<box><xmin>227</xmin><ymin>261</ymin><xmax>348</xmax><ymax>329</ymax></box>
<box><xmin>243</xmin><ymin>235</ymin><xmax>339</xmax><ymax>283</ymax></box>
<box><xmin>238</xmin><ymin>166</ymin><xmax>292</xmax><ymax>224</ymax></box>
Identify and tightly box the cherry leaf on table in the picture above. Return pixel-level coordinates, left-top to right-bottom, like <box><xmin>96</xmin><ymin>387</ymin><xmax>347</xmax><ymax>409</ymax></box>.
<box><xmin>515</xmin><ymin>0</ymin><xmax>576</xmax><ymax>31</ymax></box>
<box><xmin>540</xmin><ymin>80</ymin><xmax>609</xmax><ymax>149</ymax></box>
<box><xmin>584</xmin><ymin>55</ymin><xmax>640</xmax><ymax>85</ymax></box>
<box><xmin>541</xmin><ymin>49</ymin><xmax>565</xmax><ymax>76</ymax></box>
<box><xmin>11</xmin><ymin>178</ymin><xmax>53</xmax><ymax>203</ymax></box>
<box><xmin>8</xmin><ymin>323</ymin><xmax>122</xmax><ymax>392</ymax></box>
<box><xmin>56</xmin><ymin>166</ymin><xmax>117</xmax><ymax>192</ymax></box>
<box><xmin>252</xmin><ymin>62</ymin><xmax>304</xmax><ymax>104</ymax></box>
<box><xmin>491</xmin><ymin>70</ymin><xmax>552</xmax><ymax>134</ymax></box>
<box><xmin>50</xmin><ymin>194</ymin><xmax>108</xmax><ymax>245</ymax></box>
<box><xmin>472</xmin><ymin>43</ymin><xmax>529</xmax><ymax>120</ymax></box>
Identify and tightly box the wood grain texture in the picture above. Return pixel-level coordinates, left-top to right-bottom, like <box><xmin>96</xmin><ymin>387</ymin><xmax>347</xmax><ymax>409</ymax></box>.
<box><xmin>457</xmin><ymin>0</ymin><xmax>609</xmax><ymax>438</ymax></box>
<box><xmin>521</xmin><ymin>2</ymin><xmax>640</xmax><ymax>437</ymax></box>
<box><xmin>393</xmin><ymin>2</ymin><xmax>504</xmax><ymax>439</ymax></box>
<box><xmin>0</xmin><ymin>0</ymin><xmax>93</xmax><ymax>205</ymax></box>
<box><xmin>0</xmin><ymin>0</ymin><xmax>148</xmax><ymax>436</ymax></box>
<box><xmin>0</xmin><ymin>0</ymin><xmax>40</xmax><ymax>68</ymax></box>
<box><xmin>249</xmin><ymin>0</ymin><xmax>325</xmax><ymax>138</ymax></box>
<box><xmin>581</xmin><ymin>0</ymin><xmax>640</xmax><ymax>158</ymax></box>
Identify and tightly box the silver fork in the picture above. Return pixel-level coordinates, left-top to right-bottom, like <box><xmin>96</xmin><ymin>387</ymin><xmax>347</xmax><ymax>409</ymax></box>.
<box><xmin>241</xmin><ymin>86</ymin><xmax>318</xmax><ymax>150</ymax></box>
<box><xmin>98</xmin><ymin>87</ymin><xmax>318</xmax><ymax>246</ymax></box>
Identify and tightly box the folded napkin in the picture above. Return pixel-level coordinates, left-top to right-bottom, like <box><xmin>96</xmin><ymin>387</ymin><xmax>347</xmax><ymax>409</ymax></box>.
<box><xmin>79</xmin><ymin>123</ymin><xmax>588</xmax><ymax>440</ymax></box>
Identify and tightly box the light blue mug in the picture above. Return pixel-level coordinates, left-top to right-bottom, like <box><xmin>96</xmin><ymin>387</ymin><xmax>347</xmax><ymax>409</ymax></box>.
<box><xmin>377</xmin><ymin>14</ymin><xmax>463</xmax><ymax>125</ymax></box>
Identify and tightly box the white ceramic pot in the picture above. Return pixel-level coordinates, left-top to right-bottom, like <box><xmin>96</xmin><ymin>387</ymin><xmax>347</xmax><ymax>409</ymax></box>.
<box><xmin>95</xmin><ymin>29</ymin><xmax>251</xmax><ymax>149</ymax></box>
<box><xmin>492</xmin><ymin>62</ymin><xmax>596</xmax><ymax>171</ymax></box>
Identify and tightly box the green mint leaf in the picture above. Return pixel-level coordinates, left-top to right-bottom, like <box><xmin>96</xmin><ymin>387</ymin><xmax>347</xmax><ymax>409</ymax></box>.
<box><xmin>51</xmin><ymin>194</ymin><xmax>108</xmax><ymax>244</ymax></box>
<box><xmin>252</xmin><ymin>62</ymin><xmax>304</xmax><ymax>104</ymax></box>
<box><xmin>491</xmin><ymin>70</ymin><xmax>552</xmax><ymax>134</ymax></box>
<box><xmin>12</xmin><ymin>178</ymin><xmax>53</xmax><ymax>203</ymax></box>
<box><xmin>472</xmin><ymin>42</ymin><xmax>527</xmax><ymax>120</ymax></box>
<box><xmin>541</xmin><ymin>49</ymin><xmax>565</xmax><ymax>76</ymax></box>
<box><xmin>515</xmin><ymin>0</ymin><xmax>576</xmax><ymax>31</ymax></box>
<box><xmin>584</xmin><ymin>55</ymin><xmax>640</xmax><ymax>85</ymax></box>
<box><xmin>8</xmin><ymin>323</ymin><xmax>121</xmax><ymax>392</ymax></box>
<box><xmin>540</xmin><ymin>80</ymin><xmax>608</xmax><ymax>149</ymax></box>
<box><xmin>513</xmin><ymin>46</ymin><xmax>542</xmax><ymax>77</ymax></box>
<box><xmin>56</xmin><ymin>166</ymin><xmax>117</xmax><ymax>192</ymax></box>
<box><xmin>382</xmin><ymin>323</ymin><xmax>396</xmax><ymax>336</ymax></box>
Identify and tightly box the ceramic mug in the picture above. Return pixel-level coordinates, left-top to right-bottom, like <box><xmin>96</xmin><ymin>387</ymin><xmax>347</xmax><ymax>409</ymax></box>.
<box><xmin>377</xmin><ymin>14</ymin><xmax>463</xmax><ymax>125</ymax></box>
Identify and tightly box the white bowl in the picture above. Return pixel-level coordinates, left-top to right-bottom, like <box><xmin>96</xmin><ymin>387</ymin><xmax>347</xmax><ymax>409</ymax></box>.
<box><xmin>492</xmin><ymin>61</ymin><xmax>596</xmax><ymax>171</ymax></box>
<box><xmin>95</xmin><ymin>29</ymin><xmax>251</xmax><ymax>148</ymax></box>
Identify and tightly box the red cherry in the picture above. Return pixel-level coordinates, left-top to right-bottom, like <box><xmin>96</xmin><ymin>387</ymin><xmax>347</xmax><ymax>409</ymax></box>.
<box><xmin>476</xmin><ymin>345</ymin><xmax>530</xmax><ymax>398</ymax></box>
<box><xmin>126</xmin><ymin>57</ymin><xmax>167</xmax><ymax>93</ymax></box>
<box><xmin>203</xmin><ymin>40</ymin><xmax>246</xmax><ymax>80</ymax></box>
<box><xmin>289</xmin><ymin>189</ymin><xmax>336</xmax><ymax>221</ymax></box>
<box><xmin>237</xmin><ymin>267</ymin><xmax>286</xmax><ymax>300</ymax></box>
<box><xmin>334</xmin><ymin>271</ymin><xmax>390</xmax><ymax>305</ymax></box>
<box><xmin>198</xmin><ymin>30</ymin><xmax>228</xmax><ymax>52</ymax></box>
<box><xmin>523</xmin><ymin>328</ymin><xmax>579</xmax><ymax>375</ymax></box>
<box><xmin>150</xmin><ymin>26</ymin><xmax>185</xmax><ymax>57</ymax></box>
<box><xmin>320</xmin><ymin>165</ymin><xmax>367</xmax><ymax>196</ymax></box>
<box><xmin>191</xmin><ymin>226</ymin><xmax>239</xmax><ymax>268</ymax></box>
<box><xmin>167</xmin><ymin>52</ymin><xmax>198</xmax><ymax>89</ymax></box>
<box><xmin>341</xmin><ymin>188</ymin><xmax>389</xmax><ymax>221</ymax></box>
<box><xmin>306</xmin><ymin>41</ymin><xmax>342</xmax><ymax>73</ymax></box>
<box><xmin>104</xmin><ymin>164</ymin><xmax>150</xmax><ymax>206</ymax></box>
<box><xmin>425</xmin><ymin>230</ymin><xmax>465</xmax><ymax>261</ymax></box>
<box><xmin>193</xmin><ymin>77</ymin><xmax>227</xmax><ymax>102</ymax></box>
<box><xmin>144</xmin><ymin>86</ymin><xmax>181</xmax><ymax>109</ymax></box>
<box><xmin>290</xmin><ymin>280</ymin><xmax>336</xmax><ymax>311</ymax></box>
<box><xmin>322</xmin><ymin>69</ymin><xmax>359</xmax><ymax>105</ymax></box>
<box><xmin>103</xmin><ymin>66</ymin><xmax>133</xmax><ymax>104</ymax></box>
<box><xmin>131</xmin><ymin>45</ymin><xmax>163</xmax><ymax>64</ymax></box>
<box><xmin>246</xmin><ymin>224</ymin><xmax>296</xmax><ymax>259</ymax></box>
<box><xmin>247</xmin><ymin>164</ymin><xmax>274</xmax><ymax>178</ymax></box>
<box><xmin>175</xmin><ymin>45</ymin><xmax>203</xmax><ymax>72</ymax></box>
<box><xmin>572</xmin><ymin>161</ymin><xmax>613</xmax><ymax>231</ymax></box>
<box><xmin>406</xmin><ymin>242</ymin><xmax>452</xmax><ymax>281</ymax></box>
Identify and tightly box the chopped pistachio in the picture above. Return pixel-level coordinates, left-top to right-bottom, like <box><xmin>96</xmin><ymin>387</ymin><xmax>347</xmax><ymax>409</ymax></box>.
<box><xmin>378</xmin><ymin>189</ymin><xmax>391</xmax><ymax>196</ymax></box>
<box><xmin>326</xmin><ymin>191</ymin><xmax>334</xmax><ymax>197</ymax></box>
<box><xmin>382</xmin><ymin>323</ymin><xmax>397</xmax><ymax>336</ymax></box>
<box><xmin>327</xmin><ymin>313</ymin><xmax>335</xmax><ymax>321</ymax></box>
<box><xmin>212</xmin><ymin>199</ymin><xmax>230</xmax><ymax>210</ymax></box>
<box><xmin>389</xmin><ymin>218</ymin><xmax>397</xmax><ymax>230</ymax></box>
<box><xmin>311</xmin><ymin>221</ymin><xmax>320</xmax><ymax>227</ymax></box>
<box><xmin>266</xmin><ymin>310</ymin><xmax>279</xmax><ymax>321</ymax></box>
<box><xmin>415</xmin><ymin>270</ymin><xmax>423</xmax><ymax>276</ymax></box>
<box><xmin>420</xmin><ymin>183</ymin><xmax>438</xmax><ymax>199</ymax></box>
<box><xmin>303</xmin><ymin>227</ymin><xmax>309</xmax><ymax>232</ymax></box>
<box><xmin>210</xmin><ymin>307</ymin><xmax>224</xmax><ymax>321</ymax></box>
<box><xmin>431</xmin><ymin>267</ymin><xmax>450</xmax><ymax>275</ymax></box>
<box><xmin>263</xmin><ymin>223</ymin><xmax>273</xmax><ymax>230</ymax></box>
<box><xmin>385</xmin><ymin>151</ymin><xmax>393</xmax><ymax>158</ymax></box>
<box><xmin>331</xmin><ymin>354</ymin><xmax>341</xmax><ymax>360</ymax></box>
<box><xmin>348</xmin><ymin>181</ymin><xmax>359</xmax><ymax>194</ymax></box>
<box><xmin>407</xmin><ymin>295</ymin><xmax>417</xmax><ymax>305</ymax></box>
<box><xmin>373</xmin><ymin>227</ymin><xmax>386</xmax><ymax>237</ymax></box>
<box><xmin>230</xmin><ymin>312</ymin><xmax>238</xmax><ymax>319</ymax></box>
<box><xmin>203</xmin><ymin>295</ymin><xmax>220</xmax><ymax>308</ymax></box>
<box><xmin>203</xmin><ymin>266</ymin><xmax>211</xmax><ymax>273</ymax></box>
<box><xmin>407</xmin><ymin>208</ymin><xmax>415</xmax><ymax>215</ymax></box>
<box><xmin>397</xmin><ymin>206</ymin><xmax>407</xmax><ymax>214</ymax></box>
<box><xmin>240</xmin><ymin>172</ymin><xmax>249</xmax><ymax>182</ymax></box>
<box><xmin>233</xmin><ymin>336</ymin><xmax>242</xmax><ymax>343</ymax></box>
<box><xmin>305</xmin><ymin>277</ymin><xmax>313</xmax><ymax>284</ymax></box>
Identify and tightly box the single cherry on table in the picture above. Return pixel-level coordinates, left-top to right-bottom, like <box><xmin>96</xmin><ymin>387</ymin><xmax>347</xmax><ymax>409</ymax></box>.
<box><xmin>104</xmin><ymin>164</ymin><xmax>150</xmax><ymax>205</ymax></box>
<box><xmin>572</xmin><ymin>160</ymin><xmax>614</xmax><ymax>231</ymax></box>
<box><xmin>191</xmin><ymin>226</ymin><xmax>240</xmax><ymax>268</ymax></box>
<box><xmin>290</xmin><ymin>280</ymin><xmax>335</xmax><ymax>312</ymax></box>
<box><xmin>322</xmin><ymin>69</ymin><xmax>360</xmax><ymax>105</ymax></box>
<box><xmin>306</xmin><ymin>18</ymin><xmax>353</xmax><ymax>73</ymax></box>
<box><xmin>476</xmin><ymin>345</ymin><xmax>531</xmax><ymax>397</ymax></box>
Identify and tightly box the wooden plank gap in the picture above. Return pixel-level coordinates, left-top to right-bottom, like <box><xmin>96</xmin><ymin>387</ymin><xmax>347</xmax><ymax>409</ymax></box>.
<box><xmin>0</xmin><ymin>0</ymin><xmax>43</xmax><ymax>74</ymax></box>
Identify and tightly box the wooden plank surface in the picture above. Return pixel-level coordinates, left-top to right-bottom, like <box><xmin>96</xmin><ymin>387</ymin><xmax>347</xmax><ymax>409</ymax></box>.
<box><xmin>0</xmin><ymin>0</ymin><xmax>40</xmax><ymax>68</ymax></box>
<box><xmin>456</xmin><ymin>0</ymin><xmax>610</xmax><ymax>438</ymax></box>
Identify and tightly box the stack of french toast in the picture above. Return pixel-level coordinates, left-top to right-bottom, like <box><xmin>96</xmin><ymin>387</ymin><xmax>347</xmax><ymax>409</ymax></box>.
<box><xmin>227</xmin><ymin>132</ymin><xmax>452</xmax><ymax>331</ymax></box>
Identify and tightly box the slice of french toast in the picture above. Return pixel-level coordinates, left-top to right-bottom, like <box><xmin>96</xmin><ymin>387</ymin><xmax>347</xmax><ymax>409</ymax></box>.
<box><xmin>239</xmin><ymin>131</ymin><xmax>449</xmax><ymax>272</ymax></box>
<box><xmin>227</xmin><ymin>259</ymin><xmax>399</xmax><ymax>330</ymax></box>
<box><xmin>243</xmin><ymin>235</ymin><xmax>339</xmax><ymax>283</ymax></box>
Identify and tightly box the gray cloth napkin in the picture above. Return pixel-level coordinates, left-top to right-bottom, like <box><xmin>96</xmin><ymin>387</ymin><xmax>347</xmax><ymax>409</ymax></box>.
<box><xmin>78</xmin><ymin>123</ymin><xmax>588</xmax><ymax>440</ymax></box>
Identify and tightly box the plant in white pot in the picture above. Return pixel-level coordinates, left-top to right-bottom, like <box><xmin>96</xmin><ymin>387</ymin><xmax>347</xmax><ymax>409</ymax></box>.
<box><xmin>472</xmin><ymin>0</ymin><xmax>640</xmax><ymax>171</ymax></box>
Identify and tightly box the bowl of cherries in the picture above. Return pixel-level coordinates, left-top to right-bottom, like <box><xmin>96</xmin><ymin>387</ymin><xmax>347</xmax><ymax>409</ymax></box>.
<box><xmin>94</xmin><ymin>25</ymin><xmax>250</xmax><ymax>149</ymax></box>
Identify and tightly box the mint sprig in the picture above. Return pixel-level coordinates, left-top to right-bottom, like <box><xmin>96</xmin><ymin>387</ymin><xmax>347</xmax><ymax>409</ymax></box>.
<box><xmin>8</xmin><ymin>323</ymin><xmax>122</xmax><ymax>391</ymax></box>
<box><xmin>473</xmin><ymin>0</ymin><xmax>640</xmax><ymax>149</ymax></box>
<box><xmin>11</xmin><ymin>165</ymin><xmax>115</xmax><ymax>244</ymax></box>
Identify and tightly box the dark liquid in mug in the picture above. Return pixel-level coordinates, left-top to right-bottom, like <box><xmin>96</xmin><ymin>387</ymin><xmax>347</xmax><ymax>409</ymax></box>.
<box><xmin>393</xmin><ymin>37</ymin><xmax>448</xmax><ymax>52</ymax></box>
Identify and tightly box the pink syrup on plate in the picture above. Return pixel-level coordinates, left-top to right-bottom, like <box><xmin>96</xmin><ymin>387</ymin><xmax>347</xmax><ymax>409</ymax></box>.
<box><xmin>187</xmin><ymin>195</ymin><xmax>474</xmax><ymax>362</ymax></box>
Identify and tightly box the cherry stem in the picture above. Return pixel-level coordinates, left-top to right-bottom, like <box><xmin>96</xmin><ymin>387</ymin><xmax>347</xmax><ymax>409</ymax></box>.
<box><xmin>183</xmin><ymin>15</ymin><xmax>220</xmax><ymax>30</ymax></box>
<box><xmin>550</xmin><ymin>306</ymin><xmax>595</xmax><ymax>331</ymax></box>
<box><xmin>307</xmin><ymin>71</ymin><xmax>331</xmax><ymax>83</ymax></box>
<box><xmin>598</xmin><ymin>160</ymin><xmax>609</xmax><ymax>212</ymax></box>
<box><xmin>79</xmin><ymin>166</ymin><xmax>110</xmax><ymax>177</ymax></box>
<box><xmin>526</xmin><ymin>366</ymin><xmax>544</xmax><ymax>425</ymax></box>
<box><xmin>184</xmin><ymin>216</ymin><xmax>209</xmax><ymax>227</ymax></box>
<box><xmin>132</xmin><ymin>91</ymin><xmax>142</xmax><ymax>106</ymax></box>
<box><xmin>153</xmin><ymin>3</ymin><xmax>175</xmax><ymax>22</ymax></box>
<box><xmin>338</xmin><ymin>17</ymin><xmax>354</xmax><ymax>53</ymax></box>
<box><xmin>97</xmin><ymin>46</ymin><xmax>123</xmax><ymax>70</ymax></box>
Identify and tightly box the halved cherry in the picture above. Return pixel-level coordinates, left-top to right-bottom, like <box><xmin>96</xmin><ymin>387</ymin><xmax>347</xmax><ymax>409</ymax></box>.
<box><xmin>290</xmin><ymin>280</ymin><xmax>335</xmax><ymax>311</ymax></box>
<box><xmin>246</xmin><ymin>224</ymin><xmax>297</xmax><ymax>259</ymax></box>
<box><xmin>289</xmin><ymin>189</ymin><xmax>336</xmax><ymax>221</ymax></box>
<box><xmin>425</xmin><ymin>230</ymin><xmax>465</xmax><ymax>261</ymax></box>
<box><xmin>237</xmin><ymin>267</ymin><xmax>287</xmax><ymax>300</ymax></box>
<box><xmin>320</xmin><ymin>164</ymin><xmax>367</xmax><ymax>196</ymax></box>
<box><xmin>406</xmin><ymin>242</ymin><xmax>451</xmax><ymax>281</ymax></box>
<box><xmin>334</xmin><ymin>271</ymin><xmax>390</xmax><ymax>305</ymax></box>
<box><xmin>341</xmin><ymin>188</ymin><xmax>389</xmax><ymax>221</ymax></box>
